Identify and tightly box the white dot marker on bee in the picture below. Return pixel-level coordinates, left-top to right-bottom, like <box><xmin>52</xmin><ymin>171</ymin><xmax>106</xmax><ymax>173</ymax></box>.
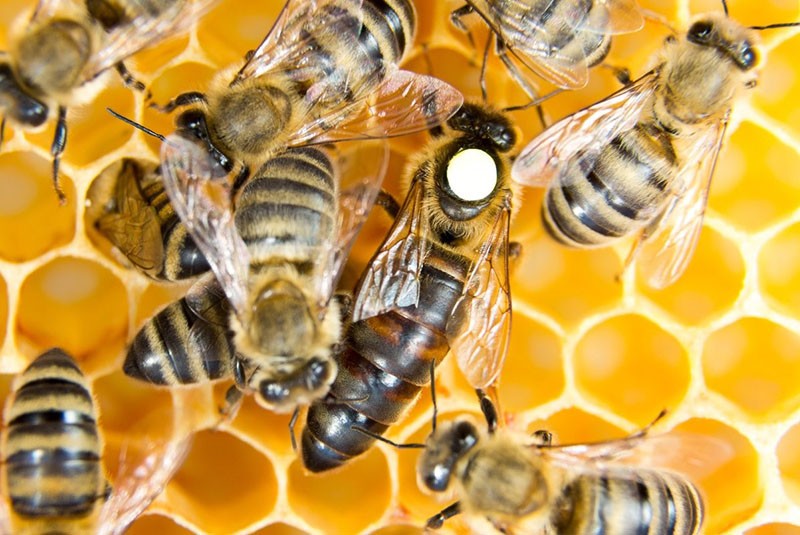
<box><xmin>447</xmin><ymin>148</ymin><xmax>497</xmax><ymax>201</ymax></box>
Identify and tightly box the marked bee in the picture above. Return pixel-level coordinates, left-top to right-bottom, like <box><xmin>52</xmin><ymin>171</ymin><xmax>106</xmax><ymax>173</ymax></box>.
<box><xmin>415</xmin><ymin>403</ymin><xmax>708</xmax><ymax>534</ymax></box>
<box><xmin>126</xmin><ymin>140</ymin><xmax>387</xmax><ymax>416</ymax></box>
<box><xmin>511</xmin><ymin>2</ymin><xmax>799</xmax><ymax>288</ymax></box>
<box><xmin>301</xmin><ymin>102</ymin><xmax>519</xmax><ymax>472</ymax></box>
<box><xmin>0</xmin><ymin>0</ymin><xmax>213</xmax><ymax>203</ymax></box>
<box><xmin>0</xmin><ymin>348</ymin><xmax>191</xmax><ymax>535</ymax></box>
<box><xmin>154</xmin><ymin>0</ymin><xmax>463</xmax><ymax>182</ymax></box>
<box><xmin>90</xmin><ymin>158</ymin><xmax>209</xmax><ymax>281</ymax></box>
<box><xmin>449</xmin><ymin>0</ymin><xmax>643</xmax><ymax>101</ymax></box>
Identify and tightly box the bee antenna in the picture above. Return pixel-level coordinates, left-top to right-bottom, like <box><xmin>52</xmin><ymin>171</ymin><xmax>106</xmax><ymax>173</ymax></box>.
<box><xmin>750</xmin><ymin>22</ymin><xmax>800</xmax><ymax>30</ymax></box>
<box><xmin>721</xmin><ymin>0</ymin><xmax>729</xmax><ymax>16</ymax></box>
<box><xmin>106</xmin><ymin>108</ymin><xmax>165</xmax><ymax>141</ymax></box>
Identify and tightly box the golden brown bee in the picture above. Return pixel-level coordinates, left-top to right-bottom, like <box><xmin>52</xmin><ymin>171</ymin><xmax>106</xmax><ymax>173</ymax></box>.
<box><xmin>155</xmin><ymin>0</ymin><xmax>463</xmax><ymax>183</ymax></box>
<box><xmin>450</xmin><ymin>0</ymin><xmax>643</xmax><ymax>99</ymax></box>
<box><xmin>90</xmin><ymin>158</ymin><xmax>210</xmax><ymax>281</ymax></box>
<box><xmin>512</xmin><ymin>5</ymin><xmax>799</xmax><ymax>288</ymax></box>
<box><xmin>416</xmin><ymin>407</ymin><xmax>707</xmax><ymax>534</ymax></box>
<box><xmin>127</xmin><ymin>141</ymin><xmax>386</xmax><ymax>416</ymax></box>
<box><xmin>0</xmin><ymin>348</ymin><xmax>191</xmax><ymax>535</ymax></box>
<box><xmin>0</xmin><ymin>0</ymin><xmax>214</xmax><ymax>203</ymax></box>
<box><xmin>301</xmin><ymin>102</ymin><xmax>520</xmax><ymax>472</ymax></box>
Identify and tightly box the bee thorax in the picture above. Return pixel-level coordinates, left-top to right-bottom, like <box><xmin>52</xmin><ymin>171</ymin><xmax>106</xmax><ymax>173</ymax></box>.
<box><xmin>16</xmin><ymin>20</ymin><xmax>91</xmax><ymax>94</ymax></box>
<box><xmin>213</xmin><ymin>85</ymin><xmax>292</xmax><ymax>157</ymax></box>
<box><xmin>246</xmin><ymin>280</ymin><xmax>315</xmax><ymax>356</ymax></box>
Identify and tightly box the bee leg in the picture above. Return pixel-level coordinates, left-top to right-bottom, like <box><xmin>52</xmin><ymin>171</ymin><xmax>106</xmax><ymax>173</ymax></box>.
<box><xmin>376</xmin><ymin>190</ymin><xmax>401</xmax><ymax>220</ymax></box>
<box><xmin>479</xmin><ymin>31</ymin><xmax>492</xmax><ymax>102</ymax></box>
<box><xmin>475</xmin><ymin>388</ymin><xmax>499</xmax><ymax>434</ymax></box>
<box><xmin>50</xmin><ymin>106</ymin><xmax>68</xmax><ymax>205</ymax></box>
<box><xmin>289</xmin><ymin>407</ymin><xmax>300</xmax><ymax>452</ymax></box>
<box><xmin>150</xmin><ymin>91</ymin><xmax>208</xmax><ymax>113</ymax></box>
<box><xmin>426</xmin><ymin>502</ymin><xmax>462</xmax><ymax>529</ymax></box>
<box><xmin>600</xmin><ymin>63</ymin><xmax>632</xmax><ymax>86</ymax></box>
<box><xmin>115</xmin><ymin>61</ymin><xmax>148</xmax><ymax>94</ymax></box>
<box><xmin>220</xmin><ymin>385</ymin><xmax>244</xmax><ymax>421</ymax></box>
<box><xmin>495</xmin><ymin>40</ymin><xmax>549</xmax><ymax>129</ymax></box>
<box><xmin>450</xmin><ymin>4</ymin><xmax>477</xmax><ymax>62</ymax></box>
<box><xmin>334</xmin><ymin>291</ymin><xmax>353</xmax><ymax>328</ymax></box>
<box><xmin>0</xmin><ymin>115</ymin><xmax>6</xmax><ymax>149</ymax></box>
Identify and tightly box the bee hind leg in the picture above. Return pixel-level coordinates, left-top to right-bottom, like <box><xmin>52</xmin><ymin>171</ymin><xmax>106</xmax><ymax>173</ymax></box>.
<box><xmin>426</xmin><ymin>502</ymin><xmax>462</xmax><ymax>530</ymax></box>
<box><xmin>450</xmin><ymin>4</ymin><xmax>477</xmax><ymax>63</ymax></box>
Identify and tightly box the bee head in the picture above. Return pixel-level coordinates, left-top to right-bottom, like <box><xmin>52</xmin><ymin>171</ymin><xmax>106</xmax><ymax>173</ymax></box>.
<box><xmin>0</xmin><ymin>63</ymin><xmax>48</xmax><ymax>128</ymax></box>
<box><xmin>249</xmin><ymin>279</ymin><xmax>316</xmax><ymax>356</ymax></box>
<box><xmin>685</xmin><ymin>14</ymin><xmax>761</xmax><ymax>73</ymax></box>
<box><xmin>447</xmin><ymin>102</ymin><xmax>516</xmax><ymax>152</ymax></box>
<box><xmin>418</xmin><ymin>420</ymin><xmax>479</xmax><ymax>492</ymax></box>
<box><xmin>176</xmin><ymin>109</ymin><xmax>235</xmax><ymax>174</ymax></box>
<box><xmin>255</xmin><ymin>356</ymin><xmax>336</xmax><ymax>412</ymax></box>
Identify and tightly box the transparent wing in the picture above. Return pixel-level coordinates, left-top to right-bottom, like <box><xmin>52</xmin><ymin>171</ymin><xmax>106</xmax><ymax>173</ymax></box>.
<box><xmin>81</xmin><ymin>0</ymin><xmax>218</xmax><ymax>82</ymax></box>
<box><xmin>184</xmin><ymin>275</ymin><xmax>236</xmax><ymax>376</ymax></box>
<box><xmin>636</xmin><ymin>118</ymin><xmax>728</xmax><ymax>289</ymax></box>
<box><xmin>511</xmin><ymin>71</ymin><xmax>657</xmax><ymax>188</ymax></box>
<box><xmin>316</xmin><ymin>140</ymin><xmax>390</xmax><ymax>304</ymax></box>
<box><xmin>234</xmin><ymin>0</ymin><xmax>364</xmax><ymax>82</ymax></box>
<box><xmin>601</xmin><ymin>0</ymin><xmax>645</xmax><ymax>34</ymax></box>
<box><xmin>291</xmin><ymin>69</ymin><xmax>464</xmax><ymax>145</ymax></box>
<box><xmin>0</xmin><ymin>486</ymin><xmax>10</xmax><ymax>535</ymax></box>
<box><xmin>538</xmin><ymin>431</ymin><xmax>734</xmax><ymax>482</ymax></box>
<box><xmin>351</xmin><ymin>178</ymin><xmax>428</xmax><ymax>322</ymax></box>
<box><xmin>94</xmin><ymin>160</ymin><xmax>164</xmax><ymax>277</ymax></box>
<box><xmin>161</xmin><ymin>133</ymin><xmax>250</xmax><ymax>314</ymax></box>
<box><xmin>97</xmin><ymin>405</ymin><xmax>194</xmax><ymax>535</ymax></box>
<box><xmin>446</xmin><ymin>203</ymin><xmax>512</xmax><ymax>390</ymax></box>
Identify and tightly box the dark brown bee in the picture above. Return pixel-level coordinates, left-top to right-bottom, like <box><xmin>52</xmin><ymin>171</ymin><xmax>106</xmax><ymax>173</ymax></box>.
<box><xmin>301</xmin><ymin>102</ymin><xmax>520</xmax><ymax>472</ymax></box>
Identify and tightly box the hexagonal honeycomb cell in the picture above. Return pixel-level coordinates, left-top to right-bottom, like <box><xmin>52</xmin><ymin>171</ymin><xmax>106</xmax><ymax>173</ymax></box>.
<box><xmin>0</xmin><ymin>0</ymin><xmax>799</xmax><ymax>533</ymax></box>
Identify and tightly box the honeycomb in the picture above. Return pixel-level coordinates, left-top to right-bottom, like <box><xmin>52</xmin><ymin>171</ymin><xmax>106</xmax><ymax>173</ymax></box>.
<box><xmin>0</xmin><ymin>0</ymin><xmax>799</xmax><ymax>533</ymax></box>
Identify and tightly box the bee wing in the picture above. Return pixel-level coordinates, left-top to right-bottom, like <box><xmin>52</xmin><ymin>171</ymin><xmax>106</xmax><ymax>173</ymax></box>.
<box><xmin>94</xmin><ymin>160</ymin><xmax>164</xmax><ymax>277</ymax></box>
<box><xmin>539</xmin><ymin>431</ymin><xmax>734</xmax><ymax>481</ymax></box>
<box><xmin>635</xmin><ymin>118</ymin><xmax>728</xmax><ymax>289</ymax></box>
<box><xmin>97</xmin><ymin>405</ymin><xmax>194</xmax><ymax>535</ymax></box>
<box><xmin>316</xmin><ymin>140</ymin><xmax>390</xmax><ymax>303</ymax></box>
<box><xmin>600</xmin><ymin>0</ymin><xmax>645</xmax><ymax>34</ymax></box>
<box><xmin>29</xmin><ymin>0</ymin><xmax>62</xmax><ymax>22</ymax></box>
<box><xmin>0</xmin><ymin>491</ymin><xmax>10</xmax><ymax>535</ymax></box>
<box><xmin>351</xmin><ymin>178</ymin><xmax>428</xmax><ymax>322</ymax></box>
<box><xmin>161</xmin><ymin>134</ymin><xmax>250</xmax><ymax>315</ymax></box>
<box><xmin>235</xmin><ymin>0</ymin><xmax>363</xmax><ymax>82</ymax></box>
<box><xmin>81</xmin><ymin>0</ymin><xmax>217</xmax><ymax>83</ymax></box>
<box><xmin>291</xmin><ymin>69</ymin><xmax>464</xmax><ymax>145</ymax></box>
<box><xmin>445</xmin><ymin>204</ymin><xmax>512</xmax><ymax>390</ymax></box>
<box><xmin>183</xmin><ymin>274</ymin><xmax>236</xmax><ymax>375</ymax></box>
<box><xmin>511</xmin><ymin>72</ymin><xmax>657</xmax><ymax>187</ymax></box>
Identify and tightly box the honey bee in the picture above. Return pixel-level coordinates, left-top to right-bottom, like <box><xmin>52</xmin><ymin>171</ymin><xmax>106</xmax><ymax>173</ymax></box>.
<box><xmin>154</xmin><ymin>0</ymin><xmax>463</xmax><ymax>182</ymax></box>
<box><xmin>126</xmin><ymin>140</ymin><xmax>387</xmax><ymax>416</ymax></box>
<box><xmin>0</xmin><ymin>0</ymin><xmax>214</xmax><ymax>203</ymax></box>
<box><xmin>449</xmin><ymin>0</ymin><xmax>643</xmax><ymax>102</ymax></box>
<box><xmin>415</xmin><ymin>404</ymin><xmax>707</xmax><ymax>534</ymax></box>
<box><xmin>0</xmin><ymin>348</ymin><xmax>191</xmax><ymax>535</ymax></box>
<box><xmin>90</xmin><ymin>158</ymin><xmax>210</xmax><ymax>281</ymax></box>
<box><xmin>301</xmin><ymin>102</ymin><xmax>519</xmax><ymax>472</ymax></box>
<box><xmin>511</xmin><ymin>4</ymin><xmax>800</xmax><ymax>288</ymax></box>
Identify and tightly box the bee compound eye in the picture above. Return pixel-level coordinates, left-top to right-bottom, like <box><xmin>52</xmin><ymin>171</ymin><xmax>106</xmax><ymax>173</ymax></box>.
<box><xmin>305</xmin><ymin>358</ymin><xmax>331</xmax><ymax>390</ymax></box>
<box><xmin>740</xmin><ymin>43</ymin><xmax>757</xmax><ymax>69</ymax></box>
<box><xmin>423</xmin><ymin>464</ymin><xmax>451</xmax><ymax>492</ymax></box>
<box><xmin>260</xmin><ymin>380</ymin><xmax>291</xmax><ymax>404</ymax></box>
<box><xmin>446</xmin><ymin>149</ymin><xmax>497</xmax><ymax>202</ymax></box>
<box><xmin>688</xmin><ymin>21</ymin><xmax>713</xmax><ymax>42</ymax></box>
<box><xmin>452</xmin><ymin>421</ymin><xmax>478</xmax><ymax>453</ymax></box>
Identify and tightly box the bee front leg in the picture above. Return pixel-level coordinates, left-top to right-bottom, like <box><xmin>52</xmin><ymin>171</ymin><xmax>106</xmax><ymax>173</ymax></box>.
<box><xmin>50</xmin><ymin>106</ymin><xmax>68</xmax><ymax>205</ymax></box>
<box><xmin>376</xmin><ymin>190</ymin><xmax>401</xmax><ymax>220</ymax></box>
<box><xmin>426</xmin><ymin>501</ymin><xmax>462</xmax><ymax>530</ymax></box>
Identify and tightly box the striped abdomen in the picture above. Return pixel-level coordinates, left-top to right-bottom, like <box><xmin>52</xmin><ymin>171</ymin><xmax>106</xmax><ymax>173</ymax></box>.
<box><xmin>543</xmin><ymin>122</ymin><xmax>678</xmax><ymax>247</ymax></box>
<box><xmin>288</xmin><ymin>0</ymin><xmax>415</xmax><ymax>103</ymax></box>
<box><xmin>138</xmin><ymin>172</ymin><xmax>210</xmax><ymax>281</ymax></box>
<box><xmin>301</xmin><ymin>241</ymin><xmax>471</xmax><ymax>472</ymax></box>
<box><xmin>487</xmin><ymin>0</ymin><xmax>613</xmax><ymax>67</ymax></box>
<box><xmin>124</xmin><ymin>283</ymin><xmax>234</xmax><ymax>385</ymax></box>
<box><xmin>235</xmin><ymin>146</ymin><xmax>337</xmax><ymax>272</ymax></box>
<box><xmin>2</xmin><ymin>348</ymin><xmax>107</xmax><ymax>522</ymax></box>
<box><xmin>551</xmin><ymin>469</ymin><xmax>704</xmax><ymax>534</ymax></box>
